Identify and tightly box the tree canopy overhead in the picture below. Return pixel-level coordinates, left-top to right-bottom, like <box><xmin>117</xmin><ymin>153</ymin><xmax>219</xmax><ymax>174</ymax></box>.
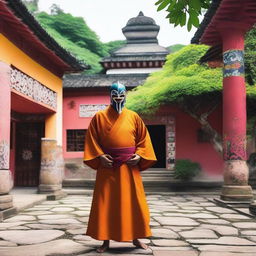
<box><xmin>126</xmin><ymin>44</ymin><xmax>222</xmax><ymax>115</ymax></box>
<box><xmin>126</xmin><ymin>44</ymin><xmax>256</xmax><ymax>153</ymax></box>
<box><xmin>22</xmin><ymin>1</ymin><xmax>125</xmax><ymax>74</ymax></box>
<box><xmin>155</xmin><ymin>0</ymin><xmax>211</xmax><ymax>31</ymax></box>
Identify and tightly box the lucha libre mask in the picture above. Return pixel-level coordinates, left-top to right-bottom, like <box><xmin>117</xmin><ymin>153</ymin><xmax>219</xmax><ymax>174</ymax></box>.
<box><xmin>110</xmin><ymin>82</ymin><xmax>126</xmax><ymax>114</ymax></box>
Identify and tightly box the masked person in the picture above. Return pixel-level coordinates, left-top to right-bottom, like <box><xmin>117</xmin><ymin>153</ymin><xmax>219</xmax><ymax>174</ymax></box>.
<box><xmin>84</xmin><ymin>82</ymin><xmax>156</xmax><ymax>253</ymax></box>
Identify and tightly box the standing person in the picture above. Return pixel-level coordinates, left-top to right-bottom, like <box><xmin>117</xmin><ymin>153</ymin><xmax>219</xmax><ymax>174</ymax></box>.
<box><xmin>84</xmin><ymin>82</ymin><xmax>156</xmax><ymax>253</ymax></box>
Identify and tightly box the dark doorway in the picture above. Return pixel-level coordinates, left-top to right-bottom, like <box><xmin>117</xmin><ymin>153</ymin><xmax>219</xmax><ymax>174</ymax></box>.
<box><xmin>147</xmin><ymin>125</ymin><xmax>166</xmax><ymax>168</ymax></box>
<box><xmin>15</xmin><ymin>122</ymin><xmax>44</xmax><ymax>186</ymax></box>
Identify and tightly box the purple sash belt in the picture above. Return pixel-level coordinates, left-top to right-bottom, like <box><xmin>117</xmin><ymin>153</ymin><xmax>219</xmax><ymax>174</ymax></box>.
<box><xmin>103</xmin><ymin>146</ymin><xmax>136</xmax><ymax>167</ymax></box>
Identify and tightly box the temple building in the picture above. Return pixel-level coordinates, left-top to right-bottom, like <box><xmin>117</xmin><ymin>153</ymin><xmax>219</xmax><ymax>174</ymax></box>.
<box><xmin>0</xmin><ymin>0</ymin><xmax>87</xmax><ymax>214</ymax></box>
<box><xmin>191</xmin><ymin>0</ymin><xmax>256</xmax><ymax>203</ymax></box>
<box><xmin>101</xmin><ymin>11</ymin><xmax>169</xmax><ymax>74</ymax></box>
<box><xmin>63</xmin><ymin>12</ymin><xmax>170</xmax><ymax>181</ymax></box>
<box><xmin>63</xmin><ymin>11</ymin><xmax>232</xmax><ymax>190</ymax></box>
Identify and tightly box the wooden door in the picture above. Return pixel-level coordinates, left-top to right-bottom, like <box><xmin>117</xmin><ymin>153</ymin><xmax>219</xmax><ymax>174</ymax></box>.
<box><xmin>15</xmin><ymin>122</ymin><xmax>44</xmax><ymax>186</ymax></box>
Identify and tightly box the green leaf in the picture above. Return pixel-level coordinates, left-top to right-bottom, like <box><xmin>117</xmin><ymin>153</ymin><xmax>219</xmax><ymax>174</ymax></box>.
<box><xmin>167</xmin><ymin>0</ymin><xmax>177</xmax><ymax>11</ymax></box>
<box><xmin>187</xmin><ymin>18</ymin><xmax>192</xmax><ymax>31</ymax></box>
<box><xmin>189</xmin><ymin>0</ymin><xmax>201</xmax><ymax>11</ymax></box>
<box><xmin>166</xmin><ymin>13</ymin><xmax>171</xmax><ymax>19</ymax></box>
<box><xmin>155</xmin><ymin>0</ymin><xmax>164</xmax><ymax>5</ymax></box>
<box><xmin>157</xmin><ymin>0</ymin><xmax>171</xmax><ymax>11</ymax></box>
<box><xmin>189</xmin><ymin>9</ymin><xmax>200</xmax><ymax>27</ymax></box>
<box><xmin>180</xmin><ymin>12</ymin><xmax>186</xmax><ymax>26</ymax></box>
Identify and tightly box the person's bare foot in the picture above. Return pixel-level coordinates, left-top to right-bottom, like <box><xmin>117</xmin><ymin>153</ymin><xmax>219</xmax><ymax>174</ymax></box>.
<box><xmin>132</xmin><ymin>239</ymin><xmax>148</xmax><ymax>249</ymax></box>
<box><xmin>96</xmin><ymin>240</ymin><xmax>110</xmax><ymax>253</ymax></box>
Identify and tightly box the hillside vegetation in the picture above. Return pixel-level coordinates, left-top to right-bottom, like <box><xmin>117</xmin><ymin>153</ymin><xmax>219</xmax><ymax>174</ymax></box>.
<box><xmin>23</xmin><ymin>1</ymin><xmax>125</xmax><ymax>73</ymax></box>
<box><xmin>167</xmin><ymin>44</ymin><xmax>185</xmax><ymax>53</ymax></box>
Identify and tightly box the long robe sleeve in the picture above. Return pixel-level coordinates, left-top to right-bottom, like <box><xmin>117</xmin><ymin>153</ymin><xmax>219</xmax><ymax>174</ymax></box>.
<box><xmin>135</xmin><ymin>114</ymin><xmax>157</xmax><ymax>171</ymax></box>
<box><xmin>83</xmin><ymin>114</ymin><xmax>104</xmax><ymax>170</ymax></box>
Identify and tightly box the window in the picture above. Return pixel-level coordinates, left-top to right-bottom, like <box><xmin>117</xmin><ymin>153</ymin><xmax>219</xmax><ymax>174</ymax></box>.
<box><xmin>67</xmin><ymin>129</ymin><xmax>86</xmax><ymax>152</ymax></box>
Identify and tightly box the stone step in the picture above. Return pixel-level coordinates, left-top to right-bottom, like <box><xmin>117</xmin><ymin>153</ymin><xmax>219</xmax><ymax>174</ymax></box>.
<box><xmin>63</xmin><ymin>185</ymin><xmax>173</xmax><ymax>194</ymax></box>
<box><xmin>63</xmin><ymin>178</ymin><xmax>174</xmax><ymax>188</ymax></box>
<box><xmin>141</xmin><ymin>173</ymin><xmax>174</xmax><ymax>177</ymax></box>
<box><xmin>63</xmin><ymin>188</ymin><xmax>94</xmax><ymax>195</ymax></box>
<box><xmin>63</xmin><ymin>179</ymin><xmax>223</xmax><ymax>195</ymax></box>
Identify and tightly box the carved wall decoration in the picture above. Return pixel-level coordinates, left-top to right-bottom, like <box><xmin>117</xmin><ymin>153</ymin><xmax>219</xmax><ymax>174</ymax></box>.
<box><xmin>223</xmin><ymin>49</ymin><xmax>244</xmax><ymax>77</ymax></box>
<box><xmin>22</xmin><ymin>149</ymin><xmax>33</xmax><ymax>161</ymax></box>
<box><xmin>223</xmin><ymin>134</ymin><xmax>247</xmax><ymax>161</ymax></box>
<box><xmin>144</xmin><ymin>115</ymin><xmax>175</xmax><ymax>170</ymax></box>
<box><xmin>0</xmin><ymin>140</ymin><xmax>9</xmax><ymax>169</ymax></box>
<box><xmin>79</xmin><ymin>104</ymin><xmax>108</xmax><ymax>117</ymax></box>
<box><xmin>10</xmin><ymin>68</ymin><xmax>57</xmax><ymax>110</ymax></box>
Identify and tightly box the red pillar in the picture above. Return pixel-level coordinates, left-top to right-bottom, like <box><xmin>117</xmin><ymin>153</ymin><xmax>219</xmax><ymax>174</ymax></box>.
<box><xmin>220</xmin><ymin>27</ymin><xmax>253</xmax><ymax>201</ymax></box>
<box><xmin>0</xmin><ymin>62</ymin><xmax>14</xmax><ymax>214</ymax></box>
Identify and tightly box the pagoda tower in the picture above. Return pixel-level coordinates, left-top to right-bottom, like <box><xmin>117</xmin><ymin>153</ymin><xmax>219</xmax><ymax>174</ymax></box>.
<box><xmin>101</xmin><ymin>11</ymin><xmax>169</xmax><ymax>74</ymax></box>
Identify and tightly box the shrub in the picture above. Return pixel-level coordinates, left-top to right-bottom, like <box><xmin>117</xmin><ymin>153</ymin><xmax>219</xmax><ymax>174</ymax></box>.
<box><xmin>174</xmin><ymin>159</ymin><xmax>201</xmax><ymax>181</ymax></box>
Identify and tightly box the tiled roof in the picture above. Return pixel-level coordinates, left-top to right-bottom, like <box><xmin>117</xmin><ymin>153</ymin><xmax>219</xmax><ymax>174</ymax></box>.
<box><xmin>64</xmin><ymin>74</ymin><xmax>149</xmax><ymax>89</ymax></box>
<box><xmin>191</xmin><ymin>0</ymin><xmax>222</xmax><ymax>44</ymax></box>
<box><xmin>3</xmin><ymin>0</ymin><xmax>89</xmax><ymax>73</ymax></box>
<box><xmin>101</xmin><ymin>54</ymin><xmax>167</xmax><ymax>63</ymax></box>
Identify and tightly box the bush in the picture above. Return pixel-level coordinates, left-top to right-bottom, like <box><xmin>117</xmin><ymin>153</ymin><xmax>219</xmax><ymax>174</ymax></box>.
<box><xmin>174</xmin><ymin>159</ymin><xmax>201</xmax><ymax>181</ymax></box>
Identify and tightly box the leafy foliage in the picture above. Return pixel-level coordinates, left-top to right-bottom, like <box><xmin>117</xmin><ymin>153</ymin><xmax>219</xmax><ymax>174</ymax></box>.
<box><xmin>155</xmin><ymin>0</ymin><xmax>211</xmax><ymax>31</ymax></box>
<box><xmin>22</xmin><ymin>0</ymin><xmax>39</xmax><ymax>14</ymax></box>
<box><xmin>245</xmin><ymin>26</ymin><xmax>256</xmax><ymax>85</ymax></box>
<box><xmin>174</xmin><ymin>159</ymin><xmax>201</xmax><ymax>180</ymax></box>
<box><xmin>22</xmin><ymin>3</ymin><xmax>125</xmax><ymax>74</ymax></box>
<box><xmin>126</xmin><ymin>44</ymin><xmax>223</xmax><ymax>115</ymax></box>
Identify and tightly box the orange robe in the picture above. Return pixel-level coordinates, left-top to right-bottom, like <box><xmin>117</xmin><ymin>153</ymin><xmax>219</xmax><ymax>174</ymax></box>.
<box><xmin>84</xmin><ymin>106</ymin><xmax>156</xmax><ymax>241</ymax></box>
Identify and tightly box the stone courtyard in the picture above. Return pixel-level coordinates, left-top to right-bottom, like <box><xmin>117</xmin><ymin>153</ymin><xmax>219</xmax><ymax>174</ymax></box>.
<box><xmin>0</xmin><ymin>192</ymin><xmax>256</xmax><ymax>256</ymax></box>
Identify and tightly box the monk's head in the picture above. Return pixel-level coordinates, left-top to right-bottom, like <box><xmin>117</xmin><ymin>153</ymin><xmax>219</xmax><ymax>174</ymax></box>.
<box><xmin>110</xmin><ymin>82</ymin><xmax>126</xmax><ymax>114</ymax></box>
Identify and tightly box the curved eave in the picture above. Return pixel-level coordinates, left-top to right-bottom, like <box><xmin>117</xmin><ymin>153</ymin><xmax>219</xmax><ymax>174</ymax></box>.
<box><xmin>1</xmin><ymin>0</ymin><xmax>89</xmax><ymax>77</ymax></box>
<box><xmin>191</xmin><ymin>0</ymin><xmax>256</xmax><ymax>46</ymax></box>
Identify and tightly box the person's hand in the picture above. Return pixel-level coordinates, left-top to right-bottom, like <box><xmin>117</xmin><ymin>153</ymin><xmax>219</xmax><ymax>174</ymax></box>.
<box><xmin>99</xmin><ymin>154</ymin><xmax>113</xmax><ymax>168</ymax></box>
<box><xmin>127</xmin><ymin>154</ymin><xmax>141</xmax><ymax>166</ymax></box>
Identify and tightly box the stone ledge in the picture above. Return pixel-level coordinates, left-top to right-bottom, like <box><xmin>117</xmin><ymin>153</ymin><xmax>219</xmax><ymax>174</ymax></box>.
<box><xmin>212</xmin><ymin>198</ymin><xmax>256</xmax><ymax>218</ymax></box>
<box><xmin>46</xmin><ymin>191</ymin><xmax>68</xmax><ymax>201</ymax></box>
<box><xmin>0</xmin><ymin>207</ymin><xmax>17</xmax><ymax>221</ymax></box>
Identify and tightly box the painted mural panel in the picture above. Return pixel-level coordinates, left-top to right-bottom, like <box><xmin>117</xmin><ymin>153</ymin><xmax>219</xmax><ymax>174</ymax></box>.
<box><xmin>79</xmin><ymin>104</ymin><xmax>108</xmax><ymax>117</ymax></box>
<box><xmin>223</xmin><ymin>49</ymin><xmax>244</xmax><ymax>77</ymax></box>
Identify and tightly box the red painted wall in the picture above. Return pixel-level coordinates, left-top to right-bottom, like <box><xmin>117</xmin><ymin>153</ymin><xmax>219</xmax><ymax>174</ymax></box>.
<box><xmin>158</xmin><ymin>105</ymin><xmax>223</xmax><ymax>176</ymax></box>
<box><xmin>63</xmin><ymin>91</ymin><xmax>110</xmax><ymax>158</ymax></box>
<box><xmin>63</xmin><ymin>90</ymin><xmax>224</xmax><ymax>176</ymax></box>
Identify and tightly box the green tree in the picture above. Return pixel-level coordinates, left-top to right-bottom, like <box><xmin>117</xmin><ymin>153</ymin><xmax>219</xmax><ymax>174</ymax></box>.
<box><xmin>50</xmin><ymin>4</ymin><xmax>64</xmax><ymax>15</ymax></box>
<box><xmin>245</xmin><ymin>26</ymin><xmax>256</xmax><ymax>85</ymax></box>
<box><xmin>22</xmin><ymin>0</ymin><xmax>39</xmax><ymax>14</ymax></box>
<box><xmin>35</xmin><ymin>11</ymin><xmax>125</xmax><ymax>74</ymax></box>
<box><xmin>155</xmin><ymin>0</ymin><xmax>211</xmax><ymax>31</ymax></box>
<box><xmin>168</xmin><ymin>44</ymin><xmax>186</xmax><ymax>53</ymax></box>
<box><xmin>126</xmin><ymin>44</ymin><xmax>256</xmax><ymax>154</ymax></box>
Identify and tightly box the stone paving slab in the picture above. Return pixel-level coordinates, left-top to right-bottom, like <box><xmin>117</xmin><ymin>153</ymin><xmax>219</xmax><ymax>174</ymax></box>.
<box><xmin>0</xmin><ymin>239</ymin><xmax>92</xmax><ymax>256</ymax></box>
<box><xmin>199</xmin><ymin>252</ymin><xmax>256</xmax><ymax>256</ymax></box>
<box><xmin>154</xmin><ymin>217</ymin><xmax>200</xmax><ymax>226</ymax></box>
<box><xmin>3</xmin><ymin>215</ymin><xmax>36</xmax><ymax>222</ymax></box>
<box><xmin>152</xmin><ymin>239</ymin><xmax>189</xmax><ymax>246</ymax></box>
<box><xmin>188</xmin><ymin>236</ymin><xmax>255</xmax><ymax>245</ymax></box>
<box><xmin>151</xmin><ymin>228</ymin><xmax>179</xmax><ymax>239</ymax></box>
<box><xmin>179</xmin><ymin>229</ymin><xmax>218</xmax><ymax>239</ymax></box>
<box><xmin>199</xmin><ymin>224</ymin><xmax>238</xmax><ymax>236</ymax></box>
<box><xmin>1</xmin><ymin>193</ymin><xmax>256</xmax><ymax>255</ymax></box>
<box><xmin>0</xmin><ymin>230</ymin><xmax>64</xmax><ymax>245</ymax></box>
<box><xmin>153</xmin><ymin>251</ymin><xmax>199</xmax><ymax>256</ymax></box>
<box><xmin>149</xmin><ymin>246</ymin><xmax>196</xmax><ymax>251</ymax></box>
<box><xmin>198</xmin><ymin>245</ymin><xmax>256</xmax><ymax>253</ymax></box>
<box><xmin>79</xmin><ymin>254</ymin><xmax>146</xmax><ymax>256</ymax></box>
